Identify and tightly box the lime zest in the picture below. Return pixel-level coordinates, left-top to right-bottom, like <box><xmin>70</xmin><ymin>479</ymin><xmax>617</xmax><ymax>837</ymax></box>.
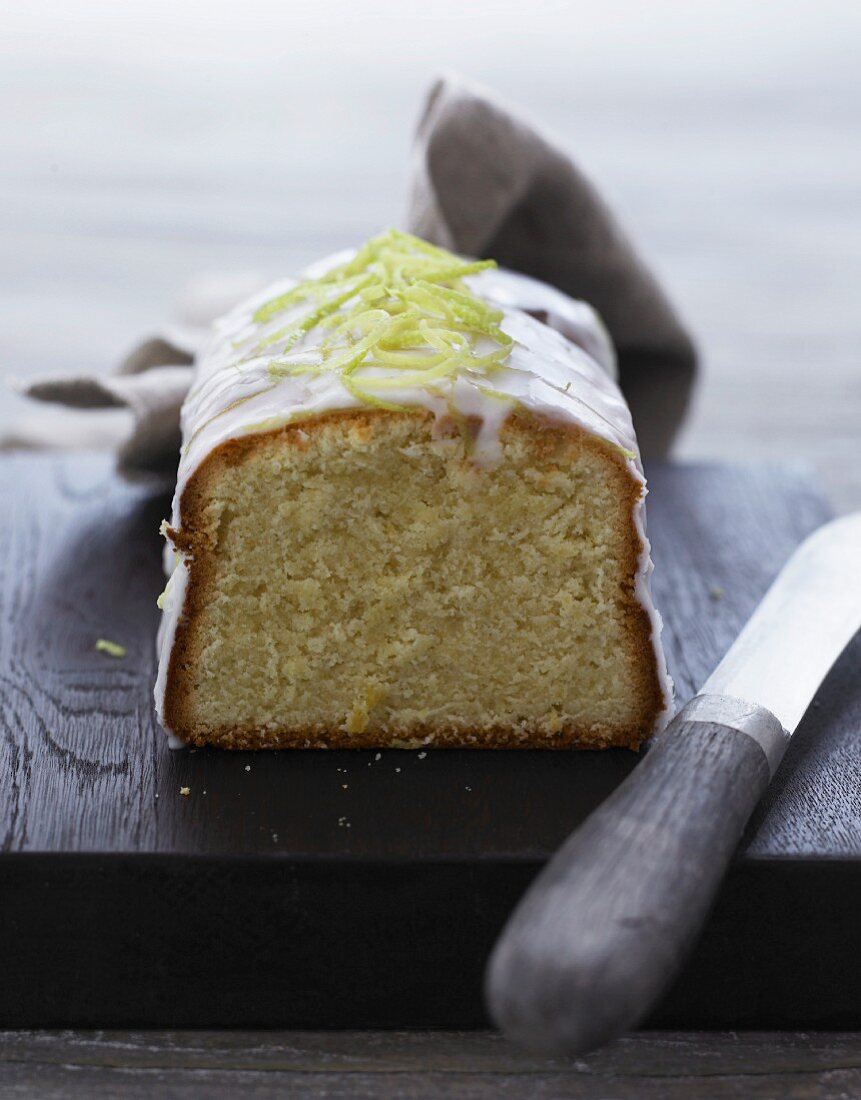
<box><xmin>474</xmin><ymin>385</ymin><xmax>518</xmax><ymax>404</ymax></box>
<box><xmin>245</xmin><ymin>229</ymin><xmax>514</xmax><ymax>412</ymax></box>
<box><xmin>95</xmin><ymin>638</ymin><xmax>126</xmax><ymax>658</ymax></box>
<box><xmin>609</xmin><ymin>443</ymin><xmax>637</xmax><ymax>460</ymax></box>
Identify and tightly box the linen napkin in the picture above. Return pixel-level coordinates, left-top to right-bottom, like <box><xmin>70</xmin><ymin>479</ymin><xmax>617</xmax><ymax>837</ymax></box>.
<box><xmin>5</xmin><ymin>75</ymin><xmax>696</xmax><ymax>475</ymax></box>
<box><xmin>409</xmin><ymin>76</ymin><xmax>696</xmax><ymax>457</ymax></box>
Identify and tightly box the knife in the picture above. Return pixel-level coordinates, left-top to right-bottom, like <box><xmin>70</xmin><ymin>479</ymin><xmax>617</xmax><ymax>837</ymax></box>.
<box><xmin>486</xmin><ymin>512</ymin><xmax>861</xmax><ymax>1056</ymax></box>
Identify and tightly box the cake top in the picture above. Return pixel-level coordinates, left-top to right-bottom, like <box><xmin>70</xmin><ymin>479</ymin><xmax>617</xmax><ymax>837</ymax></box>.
<box><xmin>247</xmin><ymin>229</ymin><xmax>515</xmax><ymax>412</ymax></box>
<box><xmin>177</xmin><ymin>230</ymin><xmax>639</xmax><ymax>506</ymax></box>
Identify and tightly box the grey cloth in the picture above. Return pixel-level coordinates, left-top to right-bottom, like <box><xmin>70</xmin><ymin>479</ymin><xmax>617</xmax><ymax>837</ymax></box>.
<box><xmin>7</xmin><ymin>75</ymin><xmax>695</xmax><ymax>475</ymax></box>
<box><xmin>409</xmin><ymin>76</ymin><xmax>696</xmax><ymax>456</ymax></box>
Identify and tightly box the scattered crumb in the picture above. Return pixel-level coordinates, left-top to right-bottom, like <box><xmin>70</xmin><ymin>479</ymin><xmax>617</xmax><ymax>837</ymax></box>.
<box><xmin>338</xmin><ymin>815</ymin><xmax>351</xmax><ymax>828</ymax></box>
<box><xmin>342</xmin><ymin>783</ymin><xmax>348</xmax><ymax>789</ymax></box>
<box><xmin>709</xmin><ymin>585</ymin><xmax>724</xmax><ymax>601</ymax></box>
<box><xmin>272</xmin><ymin>832</ymin><xmax>279</xmax><ymax>842</ymax></box>
<box><xmin>374</xmin><ymin>753</ymin><xmax>381</xmax><ymax>761</ymax></box>
<box><xmin>417</xmin><ymin>752</ymin><xmax>427</xmax><ymax>760</ymax></box>
<box><xmin>395</xmin><ymin>767</ymin><xmax>401</xmax><ymax>773</ymax></box>
<box><xmin>465</xmin><ymin>786</ymin><xmax>472</xmax><ymax>792</ymax></box>
<box><xmin>244</xmin><ymin>765</ymin><xmax>251</xmax><ymax>772</ymax></box>
<box><xmin>203</xmin><ymin>789</ymin><xmax>207</xmax><ymax>794</ymax></box>
<box><xmin>95</xmin><ymin>638</ymin><xmax>126</xmax><ymax>658</ymax></box>
<box><xmin>179</xmin><ymin>786</ymin><xmax>190</xmax><ymax>796</ymax></box>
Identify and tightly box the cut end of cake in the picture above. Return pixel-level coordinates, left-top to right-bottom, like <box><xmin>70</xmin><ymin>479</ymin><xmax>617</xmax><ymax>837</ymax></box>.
<box><xmin>161</xmin><ymin>410</ymin><xmax>667</xmax><ymax>749</ymax></box>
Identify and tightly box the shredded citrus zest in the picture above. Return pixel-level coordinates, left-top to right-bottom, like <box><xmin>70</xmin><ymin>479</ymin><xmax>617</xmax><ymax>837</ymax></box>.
<box><xmin>247</xmin><ymin>229</ymin><xmax>512</xmax><ymax>408</ymax></box>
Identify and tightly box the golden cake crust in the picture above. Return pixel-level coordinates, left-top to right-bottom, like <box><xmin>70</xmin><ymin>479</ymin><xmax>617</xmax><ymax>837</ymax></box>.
<box><xmin>163</xmin><ymin>408</ymin><xmax>665</xmax><ymax>750</ymax></box>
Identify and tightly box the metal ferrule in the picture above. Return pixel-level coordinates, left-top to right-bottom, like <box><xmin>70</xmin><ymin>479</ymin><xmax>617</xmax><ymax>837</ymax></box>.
<box><xmin>681</xmin><ymin>693</ymin><xmax>791</xmax><ymax>779</ymax></box>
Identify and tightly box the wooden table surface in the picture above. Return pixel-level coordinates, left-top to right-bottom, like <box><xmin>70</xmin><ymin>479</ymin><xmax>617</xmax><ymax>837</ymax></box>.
<box><xmin>2</xmin><ymin>1030</ymin><xmax>861</xmax><ymax>1099</ymax></box>
<box><xmin>1</xmin><ymin>2</ymin><xmax>859</xmax><ymax>1096</ymax></box>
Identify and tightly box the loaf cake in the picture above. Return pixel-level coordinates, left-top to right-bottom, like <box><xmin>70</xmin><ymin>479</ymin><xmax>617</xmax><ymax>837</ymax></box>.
<box><xmin>155</xmin><ymin>230</ymin><xmax>671</xmax><ymax>749</ymax></box>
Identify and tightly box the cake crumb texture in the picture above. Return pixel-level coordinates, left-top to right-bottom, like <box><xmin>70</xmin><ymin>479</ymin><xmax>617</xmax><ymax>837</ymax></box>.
<box><xmin>164</xmin><ymin>409</ymin><xmax>663</xmax><ymax>749</ymax></box>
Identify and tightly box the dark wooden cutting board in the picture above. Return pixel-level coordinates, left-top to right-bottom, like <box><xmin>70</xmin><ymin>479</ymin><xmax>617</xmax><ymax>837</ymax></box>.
<box><xmin>1</xmin><ymin>455</ymin><xmax>859</xmax><ymax>1029</ymax></box>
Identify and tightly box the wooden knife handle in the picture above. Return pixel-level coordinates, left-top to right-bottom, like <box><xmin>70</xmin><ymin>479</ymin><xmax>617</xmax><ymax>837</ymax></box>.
<box><xmin>485</xmin><ymin>694</ymin><xmax>790</xmax><ymax>1056</ymax></box>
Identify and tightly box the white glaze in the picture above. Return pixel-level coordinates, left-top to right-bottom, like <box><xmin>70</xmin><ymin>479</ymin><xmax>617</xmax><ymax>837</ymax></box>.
<box><xmin>155</xmin><ymin>251</ymin><xmax>672</xmax><ymax>739</ymax></box>
<box><xmin>154</xmin><ymin>553</ymin><xmax>190</xmax><ymax>749</ymax></box>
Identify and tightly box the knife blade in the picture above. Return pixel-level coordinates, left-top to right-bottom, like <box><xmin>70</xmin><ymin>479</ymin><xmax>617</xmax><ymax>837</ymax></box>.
<box><xmin>702</xmin><ymin>512</ymin><xmax>861</xmax><ymax>733</ymax></box>
<box><xmin>486</xmin><ymin>513</ymin><xmax>861</xmax><ymax>1058</ymax></box>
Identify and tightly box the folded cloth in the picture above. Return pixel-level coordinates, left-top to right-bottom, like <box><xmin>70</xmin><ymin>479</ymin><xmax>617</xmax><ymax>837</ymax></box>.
<box><xmin>408</xmin><ymin>76</ymin><xmax>696</xmax><ymax>456</ymax></box>
<box><xmin>5</xmin><ymin>75</ymin><xmax>695</xmax><ymax>476</ymax></box>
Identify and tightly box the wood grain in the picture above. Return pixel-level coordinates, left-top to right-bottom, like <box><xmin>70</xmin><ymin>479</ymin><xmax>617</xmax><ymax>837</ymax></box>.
<box><xmin>0</xmin><ymin>1030</ymin><xmax>860</xmax><ymax>1099</ymax></box>
<box><xmin>0</xmin><ymin>459</ymin><xmax>163</xmax><ymax>852</ymax></box>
